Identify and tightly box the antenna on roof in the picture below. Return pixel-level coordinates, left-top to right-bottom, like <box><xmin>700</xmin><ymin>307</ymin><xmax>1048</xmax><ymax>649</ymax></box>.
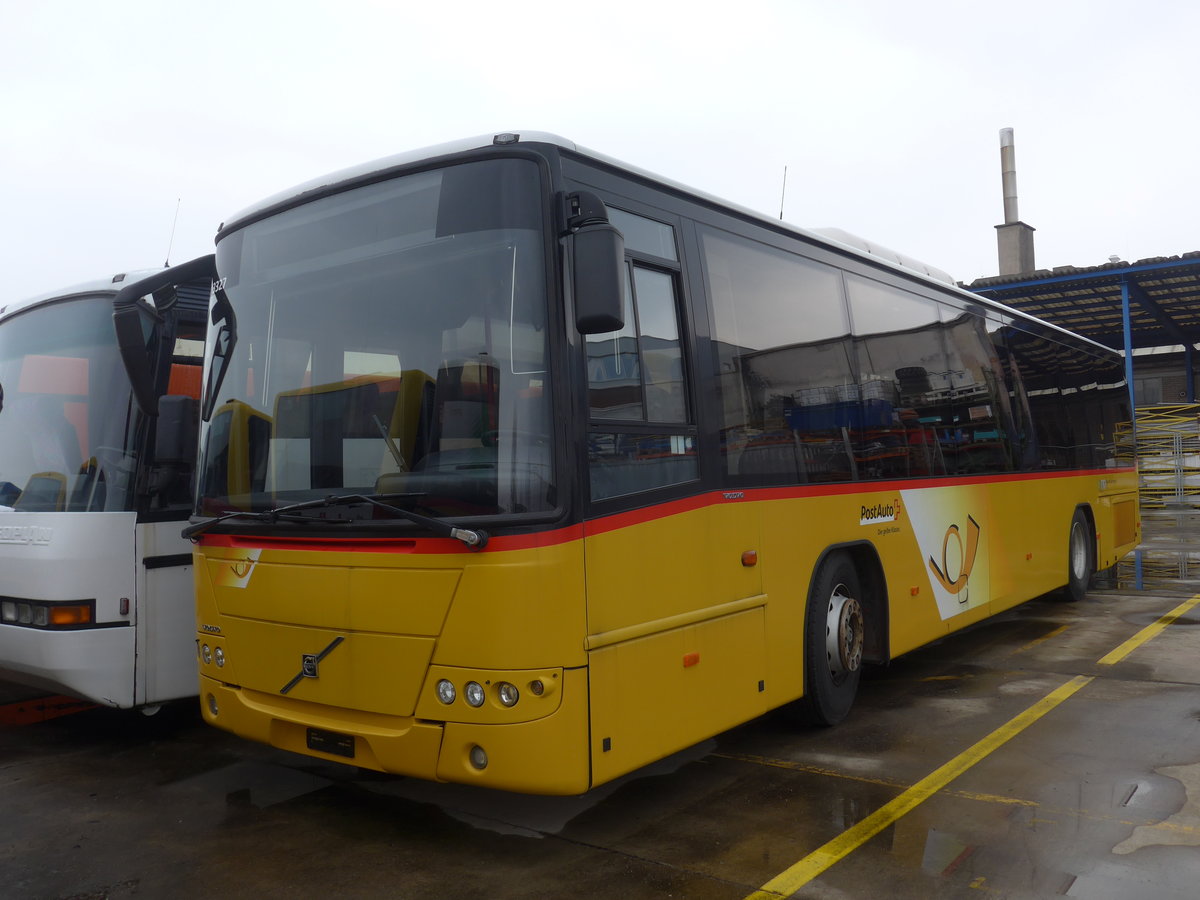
<box><xmin>779</xmin><ymin>166</ymin><xmax>788</xmax><ymax>220</ymax></box>
<box><xmin>164</xmin><ymin>198</ymin><xmax>181</xmax><ymax>267</ymax></box>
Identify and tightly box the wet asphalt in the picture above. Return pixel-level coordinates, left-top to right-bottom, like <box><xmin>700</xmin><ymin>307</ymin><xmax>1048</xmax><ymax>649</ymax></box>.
<box><xmin>3</xmin><ymin>579</ymin><xmax>1200</xmax><ymax>900</ymax></box>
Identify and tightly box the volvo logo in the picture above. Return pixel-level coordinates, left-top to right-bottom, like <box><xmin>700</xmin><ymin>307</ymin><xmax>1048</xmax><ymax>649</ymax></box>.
<box><xmin>280</xmin><ymin>636</ymin><xmax>344</xmax><ymax>694</ymax></box>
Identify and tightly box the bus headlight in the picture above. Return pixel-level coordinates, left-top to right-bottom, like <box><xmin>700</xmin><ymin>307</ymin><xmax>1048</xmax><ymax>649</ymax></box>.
<box><xmin>201</xmin><ymin>644</ymin><xmax>212</xmax><ymax>665</ymax></box>
<box><xmin>214</xmin><ymin>647</ymin><xmax>225</xmax><ymax>668</ymax></box>
<box><xmin>465</xmin><ymin>681</ymin><xmax>485</xmax><ymax>707</ymax></box>
<box><xmin>436</xmin><ymin>679</ymin><xmax>456</xmax><ymax>704</ymax></box>
<box><xmin>0</xmin><ymin>599</ymin><xmax>93</xmax><ymax>628</ymax></box>
<box><xmin>497</xmin><ymin>682</ymin><xmax>519</xmax><ymax>707</ymax></box>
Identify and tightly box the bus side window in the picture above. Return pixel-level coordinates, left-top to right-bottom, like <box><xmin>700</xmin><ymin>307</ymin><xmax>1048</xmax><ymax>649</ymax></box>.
<box><xmin>699</xmin><ymin>226</ymin><xmax>852</xmax><ymax>485</ymax></box>
<box><xmin>586</xmin><ymin>207</ymin><xmax>696</xmax><ymax>502</ymax></box>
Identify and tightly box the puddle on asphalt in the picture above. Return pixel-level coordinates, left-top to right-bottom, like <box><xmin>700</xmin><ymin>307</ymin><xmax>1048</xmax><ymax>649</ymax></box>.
<box><xmin>920</xmin><ymin>828</ymin><xmax>974</xmax><ymax>876</ymax></box>
<box><xmin>1113</xmin><ymin>761</ymin><xmax>1200</xmax><ymax>854</ymax></box>
<box><xmin>156</xmin><ymin>739</ymin><xmax>718</xmax><ymax>837</ymax></box>
<box><xmin>354</xmin><ymin>739</ymin><xmax>717</xmax><ymax>838</ymax></box>
<box><xmin>166</xmin><ymin>760</ymin><xmax>335</xmax><ymax>810</ymax></box>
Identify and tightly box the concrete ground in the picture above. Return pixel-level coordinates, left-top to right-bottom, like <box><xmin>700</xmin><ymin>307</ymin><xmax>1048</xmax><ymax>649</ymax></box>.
<box><xmin>3</xmin><ymin>569</ymin><xmax>1200</xmax><ymax>898</ymax></box>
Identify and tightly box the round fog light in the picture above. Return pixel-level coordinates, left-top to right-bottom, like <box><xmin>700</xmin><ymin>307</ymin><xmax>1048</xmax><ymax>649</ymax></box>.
<box><xmin>214</xmin><ymin>647</ymin><xmax>225</xmax><ymax>668</ymax></box>
<box><xmin>497</xmin><ymin>682</ymin><xmax>519</xmax><ymax>707</ymax></box>
<box><xmin>436</xmin><ymin>679</ymin><xmax>456</xmax><ymax>704</ymax></box>
<box><xmin>206</xmin><ymin>693</ymin><xmax>219</xmax><ymax>717</ymax></box>
<box><xmin>201</xmin><ymin>644</ymin><xmax>212</xmax><ymax>665</ymax></box>
<box><xmin>465</xmin><ymin>681</ymin><xmax>485</xmax><ymax>708</ymax></box>
<box><xmin>469</xmin><ymin>745</ymin><xmax>488</xmax><ymax>770</ymax></box>
<box><xmin>529</xmin><ymin>679</ymin><xmax>544</xmax><ymax>696</ymax></box>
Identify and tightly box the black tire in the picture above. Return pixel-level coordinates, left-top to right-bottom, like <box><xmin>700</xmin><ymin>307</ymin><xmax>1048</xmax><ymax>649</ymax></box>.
<box><xmin>800</xmin><ymin>552</ymin><xmax>865</xmax><ymax>726</ymax></box>
<box><xmin>1063</xmin><ymin>508</ymin><xmax>1095</xmax><ymax>602</ymax></box>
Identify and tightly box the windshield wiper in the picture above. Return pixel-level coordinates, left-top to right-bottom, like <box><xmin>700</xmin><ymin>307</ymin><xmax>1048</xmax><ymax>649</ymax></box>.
<box><xmin>183</xmin><ymin>493</ymin><xmax>489</xmax><ymax>549</ymax></box>
<box><xmin>182</xmin><ymin>500</ymin><xmax>354</xmax><ymax>539</ymax></box>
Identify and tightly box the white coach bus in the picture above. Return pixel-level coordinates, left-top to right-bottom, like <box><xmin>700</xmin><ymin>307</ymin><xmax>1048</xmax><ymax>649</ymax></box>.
<box><xmin>0</xmin><ymin>259</ymin><xmax>210</xmax><ymax>708</ymax></box>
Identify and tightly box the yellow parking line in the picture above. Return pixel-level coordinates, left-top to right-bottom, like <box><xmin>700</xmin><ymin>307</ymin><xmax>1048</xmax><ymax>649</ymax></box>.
<box><xmin>1009</xmin><ymin>624</ymin><xmax>1069</xmax><ymax>656</ymax></box>
<box><xmin>1097</xmin><ymin>593</ymin><xmax>1200</xmax><ymax>666</ymax></box>
<box><xmin>743</xmin><ymin>592</ymin><xmax>1200</xmax><ymax>898</ymax></box>
<box><xmin>743</xmin><ymin>675</ymin><xmax>1093</xmax><ymax>899</ymax></box>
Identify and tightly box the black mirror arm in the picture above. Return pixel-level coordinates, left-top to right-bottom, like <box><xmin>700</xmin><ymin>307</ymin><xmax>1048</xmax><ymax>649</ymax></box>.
<box><xmin>113</xmin><ymin>255</ymin><xmax>217</xmax><ymax>416</ymax></box>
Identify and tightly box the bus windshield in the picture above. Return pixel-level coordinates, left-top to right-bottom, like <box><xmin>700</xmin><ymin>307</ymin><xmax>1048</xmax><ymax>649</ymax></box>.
<box><xmin>0</xmin><ymin>296</ymin><xmax>138</xmax><ymax>511</ymax></box>
<box><xmin>197</xmin><ymin>157</ymin><xmax>554</xmax><ymax>523</ymax></box>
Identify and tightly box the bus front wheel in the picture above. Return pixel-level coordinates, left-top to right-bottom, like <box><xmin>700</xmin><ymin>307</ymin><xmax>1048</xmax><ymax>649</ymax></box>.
<box><xmin>1063</xmin><ymin>508</ymin><xmax>1095</xmax><ymax>602</ymax></box>
<box><xmin>801</xmin><ymin>551</ymin><xmax>865</xmax><ymax>726</ymax></box>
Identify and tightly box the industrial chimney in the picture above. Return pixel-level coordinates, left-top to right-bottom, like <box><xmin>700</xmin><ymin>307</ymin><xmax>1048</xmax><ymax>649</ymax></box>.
<box><xmin>995</xmin><ymin>127</ymin><xmax>1036</xmax><ymax>275</ymax></box>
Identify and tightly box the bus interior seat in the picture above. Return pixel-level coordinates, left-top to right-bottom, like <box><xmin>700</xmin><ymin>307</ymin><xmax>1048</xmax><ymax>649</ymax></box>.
<box><xmin>419</xmin><ymin>359</ymin><xmax>499</xmax><ymax>469</ymax></box>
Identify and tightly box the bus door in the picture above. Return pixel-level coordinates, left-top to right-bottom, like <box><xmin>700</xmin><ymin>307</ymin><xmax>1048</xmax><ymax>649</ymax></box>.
<box><xmin>581</xmin><ymin>205</ymin><xmax>766</xmax><ymax>783</ymax></box>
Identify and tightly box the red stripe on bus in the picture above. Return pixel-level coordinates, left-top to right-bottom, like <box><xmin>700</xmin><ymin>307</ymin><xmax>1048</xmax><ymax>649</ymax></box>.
<box><xmin>200</xmin><ymin>525</ymin><xmax>586</xmax><ymax>554</ymax></box>
<box><xmin>197</xmin><ymin>468</ymin><xmax>1134</xmax><ymax>553</ymax></box>
<box><xmin>0</xmin><ymin>695</ymin><xmax>96</xmax><ymax>726</ymax></box>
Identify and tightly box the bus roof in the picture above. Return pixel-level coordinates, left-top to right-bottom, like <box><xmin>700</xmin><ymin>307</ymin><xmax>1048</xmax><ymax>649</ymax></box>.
<box><xmin>220</xmin><ymin>132</ymin><xmax>956</xmax><ymax>279</ymax></box>
<box><xmin>0</xmin><ymin>269</ymin><xmax>165</xmax><ymax>323</ymax></box>
<box><xmin>218</xmin><ymin>132</ymin><xmax>1117</xmax><ymax>358</ymax></box>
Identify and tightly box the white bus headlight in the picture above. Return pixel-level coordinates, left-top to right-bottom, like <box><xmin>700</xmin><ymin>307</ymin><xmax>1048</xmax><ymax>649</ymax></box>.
<box><xmin>465</xmin><ymin>681</ymin><xmax>485</xmax><ymax>707</ymax></box>
<box><xmin>201</xmin><ymin>644</ymin><xmax>212</xmax><ymax>665</ymax></box>
<box><xmin>436</xmin><ymin>679</ymin><xmax>456</xmax><ymax>704</ymax></box>
<box><xmin>497</xmin><ymin>682</ymin><xmax>519</xmax><ymax>707</ymax></box>
<box><xmin>214</xmin><ymin>647</ymin><xmax>225</xmax><ymax>668</ymax></box>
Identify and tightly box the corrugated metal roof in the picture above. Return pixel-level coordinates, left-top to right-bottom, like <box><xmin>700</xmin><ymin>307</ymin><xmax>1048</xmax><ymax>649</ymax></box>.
<box><xmin>967</xmin><ymin>252</ymin><xmax>1200</xmax><ymax>351</ymax></box>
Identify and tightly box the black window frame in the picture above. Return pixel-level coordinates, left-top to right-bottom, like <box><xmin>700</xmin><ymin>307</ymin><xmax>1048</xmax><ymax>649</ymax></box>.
<box><xmin>574</xmin><ymin>197</ymin><xmax>703</xmax><ymax>513</ymax></box>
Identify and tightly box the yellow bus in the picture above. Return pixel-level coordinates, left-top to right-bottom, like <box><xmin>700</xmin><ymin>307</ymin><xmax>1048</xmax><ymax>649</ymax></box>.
<box><xmin>163</xmin><ymin>133</ymin><xmax>1139</xmax><ymax>794</ymax></box>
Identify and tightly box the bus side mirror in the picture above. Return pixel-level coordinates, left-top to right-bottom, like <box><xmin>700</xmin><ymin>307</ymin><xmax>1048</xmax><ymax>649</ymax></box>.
<box><xmin>113</xmin><ymin>254</ymin><xmax>216</xmax><ymax>415</ymax></box>
<box><xmin>572</xmin><ymin>222</ymin><xmax>625</xmax><ymax>335</ymax></box>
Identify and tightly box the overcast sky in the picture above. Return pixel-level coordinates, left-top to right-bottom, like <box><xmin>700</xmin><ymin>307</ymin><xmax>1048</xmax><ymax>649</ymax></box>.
<box><xmin>3</xmin><ymin>0</ymin><xmax>1197</xmax><ymax>302</ymax></box>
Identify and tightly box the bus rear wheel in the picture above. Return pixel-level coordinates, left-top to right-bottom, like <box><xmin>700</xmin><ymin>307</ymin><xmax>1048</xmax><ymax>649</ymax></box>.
<box><xmin>801</xmin><ymin>552</ymin><xmax>865</xmax><ymax>726</ymax></box>
<box><xmin>1063</xmin><ymin>508</ymin><xmax>1094</xmax><ymax>602</ymax></box>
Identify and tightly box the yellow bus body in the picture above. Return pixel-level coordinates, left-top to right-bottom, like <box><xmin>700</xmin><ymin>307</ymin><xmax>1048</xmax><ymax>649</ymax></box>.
<box><xmin>194</xmin><ymin>467</ymin><xmax>1137</xmax><ymax>794</ymax></box>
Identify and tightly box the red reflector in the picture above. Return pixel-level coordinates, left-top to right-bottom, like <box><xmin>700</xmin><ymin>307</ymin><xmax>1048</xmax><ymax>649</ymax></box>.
<box><xmin>683</xmin><ymin>652</ymin><xmax>700</xmax><ymax>668</ymax></box>
<box><xmin>49</xmin><ymin>605</ymin><xmax>92</xmax><ymax>627</ymax></box>
<box><xmin>741</xmin><ymin>550</ymin><xmax>758</xmax><ymax>567</ymax></box>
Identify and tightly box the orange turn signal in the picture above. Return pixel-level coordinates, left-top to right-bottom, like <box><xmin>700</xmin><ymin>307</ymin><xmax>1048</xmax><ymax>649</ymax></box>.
<box><xmin>49</xmin><ymin>605</ymin><xmax>92</xmax><ymax>627</ymax></box>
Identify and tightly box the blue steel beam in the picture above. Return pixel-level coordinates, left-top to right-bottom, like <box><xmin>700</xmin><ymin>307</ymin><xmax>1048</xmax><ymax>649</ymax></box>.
<box><xmin>1122</xmin><ymin>278</ymin><xmax>1137</xmax><ymax>413</ymax></box>
<box><xmin>972</xmin><ymin>257</ymin><xmax>1200</xmax><ymax>293</ymax></box>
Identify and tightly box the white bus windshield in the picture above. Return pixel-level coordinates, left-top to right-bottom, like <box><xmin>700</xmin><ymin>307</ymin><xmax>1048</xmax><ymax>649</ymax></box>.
<box><xmin>0</xmin><ymin>296</ymin><xmax>138</xmax><ymax>511</ymax></box>
<box><xmin>197</xmin><ymin>157</ymin><xmax>555</xmax><ymax>523</ymax></box>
